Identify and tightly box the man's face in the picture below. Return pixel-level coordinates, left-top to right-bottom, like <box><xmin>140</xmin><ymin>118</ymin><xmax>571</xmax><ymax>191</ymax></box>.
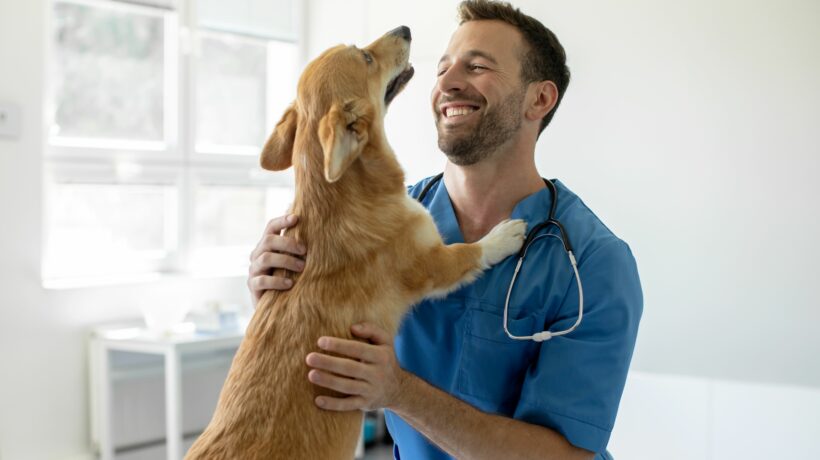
<box><xmin>432</xmin><ymin>20</ymin><xmax>529</xmax><ymax>165</ymax></box>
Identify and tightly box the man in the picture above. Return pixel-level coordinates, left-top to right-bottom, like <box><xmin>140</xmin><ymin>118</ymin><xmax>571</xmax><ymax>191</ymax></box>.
<box><xmin>248</xmin><ymin>1</ymin><xmax>642</xmax><ymax>458</ymax></box>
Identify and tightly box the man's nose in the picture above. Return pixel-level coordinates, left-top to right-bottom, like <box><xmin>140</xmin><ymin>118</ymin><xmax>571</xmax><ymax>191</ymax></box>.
<box><xmin>436</xmin><ymin>64</ymin><xmax>466</xmax><ymax>94</ymax></box>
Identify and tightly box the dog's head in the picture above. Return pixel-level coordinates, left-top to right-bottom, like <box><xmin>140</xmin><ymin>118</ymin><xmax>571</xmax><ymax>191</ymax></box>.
<box><xmin>260</xmin><ymin>26</ymin><xmax>414</xmax><ymax>183</ymax></box>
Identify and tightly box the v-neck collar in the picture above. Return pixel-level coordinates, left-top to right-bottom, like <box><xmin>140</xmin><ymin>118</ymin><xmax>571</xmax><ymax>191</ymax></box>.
<box><xmin>426</xmin><ymin>179</ymin><xmax>556</xmax><ymax>244</ymax></box>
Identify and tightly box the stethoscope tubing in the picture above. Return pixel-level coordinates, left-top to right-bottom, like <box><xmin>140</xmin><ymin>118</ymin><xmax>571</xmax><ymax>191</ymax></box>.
<box><xmin>416</xmin><ymin>173</ymin><xmax>585</xmax><ymax>342</ymax></box>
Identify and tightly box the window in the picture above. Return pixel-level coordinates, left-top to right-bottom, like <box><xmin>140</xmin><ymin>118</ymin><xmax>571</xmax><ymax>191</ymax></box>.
<box><xmin>51</xmin><ymin>1</ymin><xmax>169</xmax><ymax>147</ymax></box>
<box><xmin>194</xmin><ymin>32</ymin><xmax>269</xmax><ymax>154</ymax></box>
<box><xmin>44</xmin><ymin>0</ymin><xmax>300</xmax><ymax>284</ymax></box>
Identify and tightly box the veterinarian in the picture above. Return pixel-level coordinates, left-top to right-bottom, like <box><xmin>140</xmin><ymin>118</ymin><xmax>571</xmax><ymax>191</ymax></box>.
<box><xmin>248</xmin><ymin>1</ymin><xmax>642</xmax><ymax>458</ymax></box>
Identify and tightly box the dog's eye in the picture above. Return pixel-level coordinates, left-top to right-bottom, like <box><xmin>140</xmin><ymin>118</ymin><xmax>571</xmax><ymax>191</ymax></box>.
<box><xmin>362</xmin><ymin>51</ymin><xmax>373</xmax><ymax>64</ymax></box>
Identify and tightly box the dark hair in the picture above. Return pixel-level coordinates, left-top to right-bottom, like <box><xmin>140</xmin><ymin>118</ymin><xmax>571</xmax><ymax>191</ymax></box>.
<box><xmin>458</xmin><ymin>0</ymin><xmax>570</xmax><ymax>135</ymax></box>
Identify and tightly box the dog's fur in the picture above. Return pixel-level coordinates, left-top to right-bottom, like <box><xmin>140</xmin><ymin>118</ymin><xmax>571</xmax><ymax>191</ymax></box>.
<box><xmin>185</xmin><ymin>28</ymin><xmax>526</xmax><ymax>459</ymax></box>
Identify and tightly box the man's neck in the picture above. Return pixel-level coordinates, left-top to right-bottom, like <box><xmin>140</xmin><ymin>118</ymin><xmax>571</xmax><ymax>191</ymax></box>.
<box><xmin>443</xmin><ymin>154</ymin><xmax>544</xmax><ymax>243</ymax></box>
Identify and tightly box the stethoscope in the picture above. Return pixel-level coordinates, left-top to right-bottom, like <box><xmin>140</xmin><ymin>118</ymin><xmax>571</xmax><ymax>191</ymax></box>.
<box><xmin>416</xmin><ymin>173</ymin><xmax>584</xmax><ymax>342</ymax></box>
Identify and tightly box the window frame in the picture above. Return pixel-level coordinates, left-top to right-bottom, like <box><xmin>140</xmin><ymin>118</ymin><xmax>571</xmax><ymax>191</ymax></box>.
<box><xmin>43</xmin><ymin>0</ymin><xmax>302</xmax><ymax>286</ymax></box>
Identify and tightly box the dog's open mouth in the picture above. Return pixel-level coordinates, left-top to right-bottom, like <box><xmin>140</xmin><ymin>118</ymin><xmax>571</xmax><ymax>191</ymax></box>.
<box><xmin>385</xmin><ymin>66</ymin><xmax>415</xmax><ymax>105</ymax></box>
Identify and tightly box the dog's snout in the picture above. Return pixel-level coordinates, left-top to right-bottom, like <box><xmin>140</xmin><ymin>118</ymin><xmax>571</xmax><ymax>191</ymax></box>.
<box><xmin>388</xmin><ymin>25</ymin><xmax>411</xmax><ymax>42</ymax></box>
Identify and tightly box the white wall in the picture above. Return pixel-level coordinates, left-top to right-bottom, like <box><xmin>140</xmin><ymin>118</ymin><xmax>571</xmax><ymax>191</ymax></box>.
<box><xmin>526</xmin><ymin>0</ymin><xmax>820</xmax><ymax>389</ymax></box>
<box><xmin>609</xmin><ymin>371</ymin><xmax>820</xmax><ymax>459</ymax></box>
<box><xmin>1</xmin><ymin>0</ymin><xmax>819</xmax><ymax>458</ymax></box>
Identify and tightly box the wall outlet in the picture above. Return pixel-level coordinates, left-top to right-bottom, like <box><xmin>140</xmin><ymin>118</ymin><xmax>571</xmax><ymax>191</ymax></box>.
<box><xmin>0</xmin><ymin>102</ymin><xmax>22</xmax><ymax>139</ymax></box>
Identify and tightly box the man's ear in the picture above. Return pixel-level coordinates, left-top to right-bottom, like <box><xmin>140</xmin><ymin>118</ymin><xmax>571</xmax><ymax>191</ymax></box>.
<box><xmin>525</xmin><ymin>80</ymin><xmax>558</xmax><ymax>122</ymax></box>
<box><xmin>318</xmin><ymin>99</ymin><xmax>373</xmax><ymax>182</ymax></box>
<box><xmin>260</xmin><ymin>103</ymin><xmax>299</xmax><ymax>171</ymax></box>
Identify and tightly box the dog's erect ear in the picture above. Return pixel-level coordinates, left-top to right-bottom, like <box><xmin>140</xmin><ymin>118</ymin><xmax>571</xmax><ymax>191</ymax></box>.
<box><xmin>318</xmin><ymin>99</ymin><xmax>373</xmax><ymax>182</ymax></box>
<box><xmin>260</xmin><ymin>104</ymin><xmax>299</xmax><ymax>171</ymax></box>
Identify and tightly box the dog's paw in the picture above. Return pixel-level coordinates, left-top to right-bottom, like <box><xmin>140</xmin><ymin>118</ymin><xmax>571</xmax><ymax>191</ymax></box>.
<box><xmin>478</xmin><ymin>219</ymin><xmax>526</xmax><ymax>267</ymax></box>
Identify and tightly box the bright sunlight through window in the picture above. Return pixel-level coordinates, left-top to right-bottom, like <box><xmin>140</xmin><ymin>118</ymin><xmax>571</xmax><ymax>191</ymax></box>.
<box><xmin>44</xmin><ymin>0</ymin><xmax>299</xmax><ymax>285</ymax></box>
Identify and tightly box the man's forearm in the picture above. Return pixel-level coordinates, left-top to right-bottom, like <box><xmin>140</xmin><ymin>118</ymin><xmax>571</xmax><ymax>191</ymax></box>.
<box><xmin>389</xmin><ymin>372</ymin><xmax>594</xmax><ymax>460</ymax></box>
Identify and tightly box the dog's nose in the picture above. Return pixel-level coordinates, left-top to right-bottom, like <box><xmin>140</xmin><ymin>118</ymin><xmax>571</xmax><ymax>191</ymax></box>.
<box><xmin>388</xmin><ymin>26</ymin><xmax>412</xmax><ymax>42</ymax></box>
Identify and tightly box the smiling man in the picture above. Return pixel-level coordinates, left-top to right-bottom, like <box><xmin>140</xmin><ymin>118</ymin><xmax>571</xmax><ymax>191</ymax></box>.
<box><xmin>248</xmin><ymin>1</ymin><xmax>642</xmax><ymax>459</ymax></box>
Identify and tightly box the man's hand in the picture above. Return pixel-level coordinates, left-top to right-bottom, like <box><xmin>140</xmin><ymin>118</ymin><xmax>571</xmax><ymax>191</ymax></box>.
<box><xmin>305</xmin><ymin>322</ymin><xmax>407</xmax><ymax>411</ymax></box>
<box><xmin>248</xmin><ymin>214</ymin><xmax>306</xmax><ymax>304</ymax></box>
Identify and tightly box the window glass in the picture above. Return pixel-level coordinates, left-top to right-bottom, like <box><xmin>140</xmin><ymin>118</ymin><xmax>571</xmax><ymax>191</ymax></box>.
<box><xmin>197</xmin><ymin>0</ymin><xmax>296</xmax><ymax>41</ymax></box>
<box><xmin>44</xmin><ymin>183</ymin><xmax>177</xmax><ymax>279</ymax></box>
<box><xmin>190</xmin><ymin>185</ymin><xmax>293</xmax><ymax>273</ymax></box>
<box><xmin>194</xmin><ymin>185</ymin><xmax>267</xmax><ymax>249</ymax></box>
<box><xmin>45</xmin><ymin>0</ymin><xmax>300</xmax><ymax>282</ymax></box>
<box><xmin>52</xmin><ymin>2</ymin><xmax>165</xmax><ymax>142</ymax></box>
<box><xmin>195</xmin><ymin>35</ymin><xmax>267</xmax><ymax>153</ymax></box>
<box><xmin>193</xmin><ymin>185</ymin><xmax>292</xmax><ymax>249</ymax></box>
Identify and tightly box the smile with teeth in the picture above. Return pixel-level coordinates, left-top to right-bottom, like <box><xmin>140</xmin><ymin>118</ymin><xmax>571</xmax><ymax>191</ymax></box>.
<box><xmin>444</xmin><ymin>106</ymin><xmax>479</xmax><ymax>118</ymax></box>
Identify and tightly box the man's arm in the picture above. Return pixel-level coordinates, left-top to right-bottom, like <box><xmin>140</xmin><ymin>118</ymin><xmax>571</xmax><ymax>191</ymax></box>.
<box><xmin>305</xmin><ymin>323</ymin><xmax>594</xmax><ymax>460</ymax></box>
<box><xmin>394</xmin><ymin>370</ymin><xmax>594</xmax><ymax>460</ymax></box>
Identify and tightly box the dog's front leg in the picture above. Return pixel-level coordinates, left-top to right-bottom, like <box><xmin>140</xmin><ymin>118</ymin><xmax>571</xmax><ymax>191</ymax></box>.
<box><xmin>407</xmin><ymin>219</ymin><xmax>526</xmax><ymax>300</ymax></box>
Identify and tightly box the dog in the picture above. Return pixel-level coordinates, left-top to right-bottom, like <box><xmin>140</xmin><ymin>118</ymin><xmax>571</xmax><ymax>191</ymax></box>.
<box><xmin>185</xmin><ymin>26</ymin><xmax>526</xmax><ymax>459</ymax></box>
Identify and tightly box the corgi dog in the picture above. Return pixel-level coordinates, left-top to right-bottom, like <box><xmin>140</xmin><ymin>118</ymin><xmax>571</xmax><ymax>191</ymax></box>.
<box><xmin>185</xmin><ymin>26</ymin><xmax>525</xmax><ymax>459</ymax></box>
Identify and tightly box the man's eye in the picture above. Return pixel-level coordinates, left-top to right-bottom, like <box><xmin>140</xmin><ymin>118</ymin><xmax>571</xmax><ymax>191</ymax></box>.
<box><xmin>469</xmin><ymin>64</ymin><xmax>487</xmax><ymax>71</ymax></box>
<box><xmin>437</xmin><ymin>67</ymin><xmax>448</xmax><ymax>76</ymax></box>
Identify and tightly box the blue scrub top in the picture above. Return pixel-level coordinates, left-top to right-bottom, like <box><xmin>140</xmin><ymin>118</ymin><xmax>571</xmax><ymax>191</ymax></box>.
<box><xmin>385</xmin><ymin>176</ymin><xmax>643</xmax><ymax>459</ymax></box>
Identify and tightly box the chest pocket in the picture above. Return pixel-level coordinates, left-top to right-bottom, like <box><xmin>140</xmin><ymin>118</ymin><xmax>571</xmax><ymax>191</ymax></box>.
<box><xmin>457</xmin><ymin>308</ymin><xmax>538</xmax><ymax>414</ymax></box>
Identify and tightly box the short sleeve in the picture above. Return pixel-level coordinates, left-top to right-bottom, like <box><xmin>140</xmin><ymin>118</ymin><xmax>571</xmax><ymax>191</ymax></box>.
<box><xmin>513</xmin><ymin>240</ymin><xmax>643</xmax><ymax>454</ymax></box>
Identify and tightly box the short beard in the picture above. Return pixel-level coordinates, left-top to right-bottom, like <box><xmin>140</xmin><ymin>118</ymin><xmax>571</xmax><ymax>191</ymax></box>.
<box><xmin>436</xmin><ymin>87</ymin><xmax>525</xmax><ymax>166</ymax></box>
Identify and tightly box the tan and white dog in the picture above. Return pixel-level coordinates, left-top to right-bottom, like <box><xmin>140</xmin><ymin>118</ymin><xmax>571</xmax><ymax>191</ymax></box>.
<box><xmin>185</xmin><ymin>26</ymin><xmax>526</xmax><ymax>459</ymax></box>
